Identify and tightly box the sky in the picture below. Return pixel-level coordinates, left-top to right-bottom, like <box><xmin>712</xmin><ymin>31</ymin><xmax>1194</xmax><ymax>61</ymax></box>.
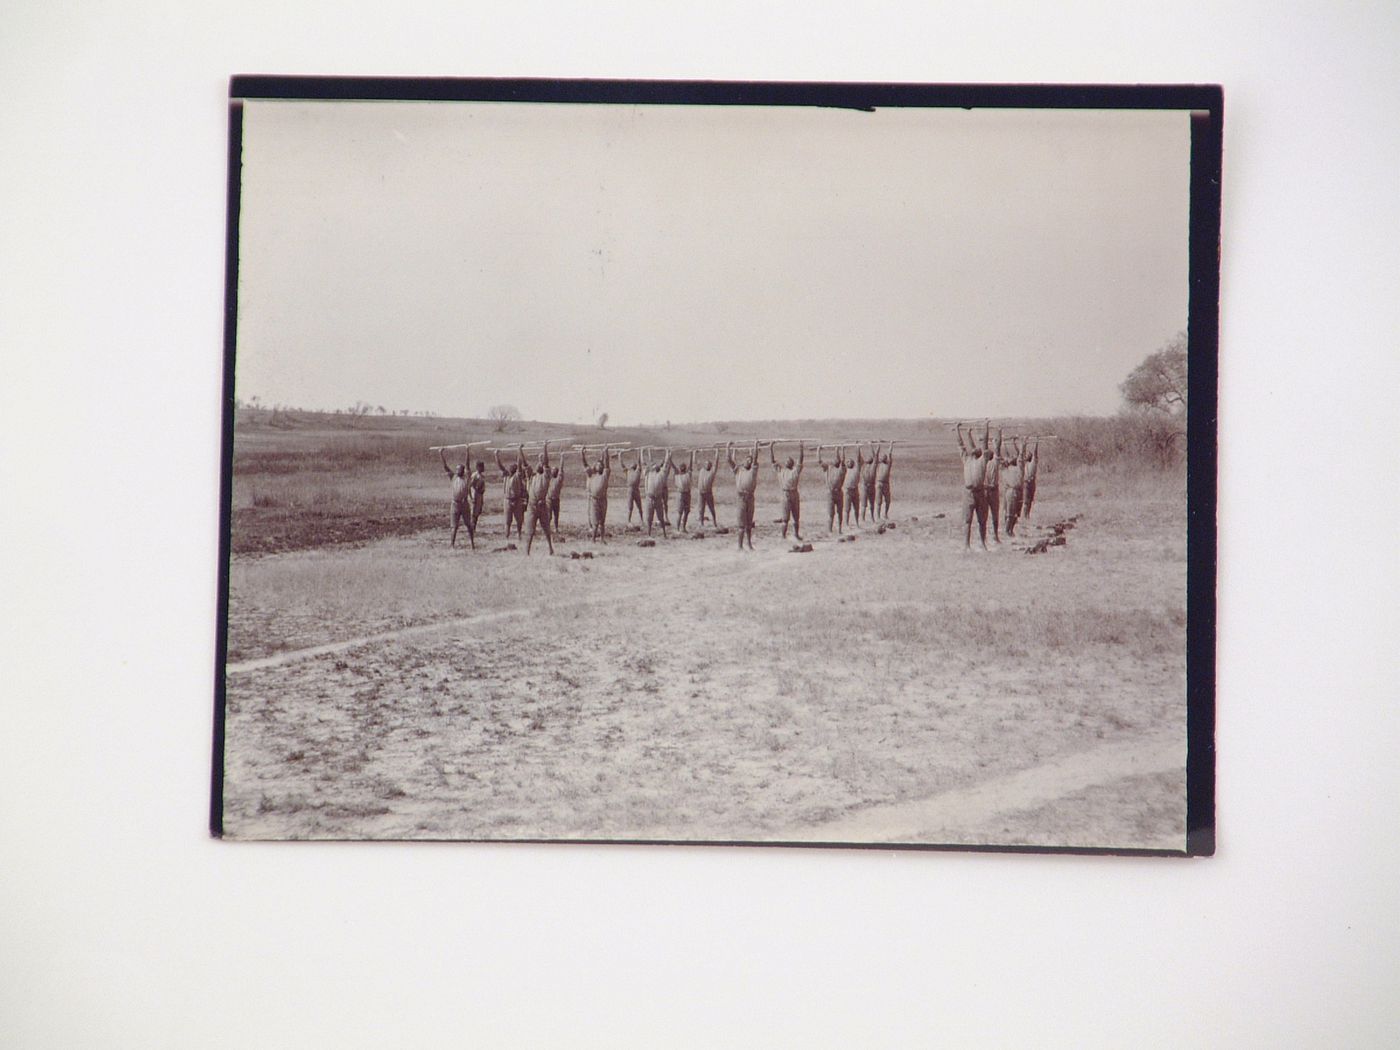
<box><xmin>235</xmin><ymin>100</ymin><xmax>1189</xmax><ymax>425</ymax></box>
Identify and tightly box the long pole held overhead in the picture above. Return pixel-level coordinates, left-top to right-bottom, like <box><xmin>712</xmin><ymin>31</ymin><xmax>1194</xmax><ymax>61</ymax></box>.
<box><xmin>429</xmin><ymin>441</ymin><xmax>489</xmax><ymax>452</ymax></box>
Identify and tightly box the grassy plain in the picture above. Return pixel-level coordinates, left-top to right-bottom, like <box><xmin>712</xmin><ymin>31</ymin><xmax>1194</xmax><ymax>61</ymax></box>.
<box><xmin>221</xmin><ymin>412</ymin><xmax>1188</xmax><ymax>848</ymax></box>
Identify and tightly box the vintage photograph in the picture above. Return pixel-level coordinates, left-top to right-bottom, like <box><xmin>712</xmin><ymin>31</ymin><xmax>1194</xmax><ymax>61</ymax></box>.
<box><xmin>216</xmin><ymin>81</ymin><xmax>1216</xmax><ymax>851</ymax></box>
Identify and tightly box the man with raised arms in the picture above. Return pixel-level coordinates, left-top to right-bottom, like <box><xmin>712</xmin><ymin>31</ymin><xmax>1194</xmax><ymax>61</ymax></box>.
<box><xmin>695</xmin><ymin>447</ymin><xmax>719</xmax><ymax>527</ymax></box>
<box><xmin>643</xmin><ymin>447</ymin><xmax>674</xmax><ymax>537</ymax></box>
<box><xmin>522</xmin><ymin>442</ymin><xmax>555</xmax><ymax>556</ymax></box>
<box><xmin>981</xmin><ymin>422</ymin><xmax>1004</xmax><ymax>545</ymax></box>
<box><xmin>673</xmin><ymin>450</ymin><xmax>696</xmax><ymax>532</ymax></box>
<box><xmin>580</xmin><ymin>444</ymin><xmax>614</xmax><ymax>542</ymax></box>
<box><xmin>875</xmin><ymin>440</ymin><xmax>896</xmax><ymax>520</ymax></box>
<box><xmin>842</xmin><ymin>445</ymin><xmax>864</xmax><ymax>527</ymax></box>
<box><xmin>495</xmin><ymin>445</ymin><xmax>527</xmax><ymax>539</ymax></box>
<box><xmin>1000</xmin><ymin>436</ymin><xmax>1025</xmax><ymax>538</ymax></box>
<box><xmin>468</xmin><ymin>458</ymin><xmax>488</xmax><ymax>530</ymax></box>
<box><xmin>860</xmin><ymin>442</ymin><xmax>879</xmax><ymax>521</ymax></box>
<box><xmin>727</xmin><ymin>440</ymin><xmax>761</xmax><ymax>551</ymax></box>
<box><xmin>956</xmin><ymin>423</ymin><xmax>990</xmax><ymax>551</ymax></box>
<box><xmin>547</xmin><ymin>455</ymin><xmax>565</xmax><ymax>532</ymax></box>
<box><xmin>652</xmin><ymin>447</ymin><xmax>673</xmax><ymax>528</ymax></box>
<box><xmin>440</xmin><ymin>449</ymin><xmax>476</xmax><ymax>549</ymax></box>
<box><xmin>1022</xmin><ymin>437</ymin><xmax>1040</xmax><ymax>521</ymax></box>
<box><xmin>620</xmin><ymin>448</ymin><xmax>645</xmax><ymax>524</ymax></box>
<box><xmin>817</xmin><ymin>444</ymin><xmax>846</xmax><ymax>533</ymax></box>
<box><xmin>770</xmin><ymin>441</ymin><xmax>805</xmax><ymax>541</ymax></box>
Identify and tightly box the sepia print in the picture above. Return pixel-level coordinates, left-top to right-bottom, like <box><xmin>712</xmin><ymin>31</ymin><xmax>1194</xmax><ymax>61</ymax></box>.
<box><xmin>215</xmin><ymin>80</ymin><xmax>1218</xmax><ymax>853</ymax></box>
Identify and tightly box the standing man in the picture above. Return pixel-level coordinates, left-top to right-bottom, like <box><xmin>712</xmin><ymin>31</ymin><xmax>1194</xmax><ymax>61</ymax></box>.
<box><xmin>643</xmin><ymin>447</ymin><xmax>674</xmax><ymax>537</ymax></box>
<box><xmin>770</xmin><ymin>441</ymin><xmax>805</xmax><ymax>541</ymax></box>
<box><xmin>468</xmin><ymin>457</ymin><xmax>488</xmax><ymax>531</ymax></box>
<box><xmin>818</xmin><ymin>444</ymin><xmax>846</xmax><ymax>534</ymax></box>
<box><xmin>547</xmin><ymin>455</ymin><xmax>565</xmax><ymax>532</ymax></box>
<box><xmin>1001</xmin><ymin>436</ymin><xmax>1025</xmax><ymax>538</ymax></box>
<box><xmin>674</xmin><ymin>450</ymin><xmax>696</xmax><ymax>532</ymax></box>
<box><xmin>1022</xmin><ymin>437</ymin><xmax>1040</xmax><ymax>521</ymax></box>
<box><xmin>653</xmin><ymin>447</ymin><xmax>673</xmax><ymax>528</ymax></box>
<box><xmin>875</xmin><ymin>440</ymin><xmax>895</xmax><ymax>520</ymax></box>
<box><xmin>843</xmin><ymin>445</ymin><xmax>864</xmax><ymax>527</ymax></box>
<box><xmin>728</xmin><ymin>440</ymin><xmax>761</xmax><ymax>551</ymax></box>
<box><xmin>621</xmin><ymin>447</ymin><xmax>645</xmax><ymax>525</ymax></box>
<box><xmin>695</xmin><ymin>447</ymin><xmax>720</xmax><ymax>527</ymax></box>
<box><xmin>522</xmin><ymin>442</ymin><xmax>555</xmax><ymax>556</ymax></box>
<box><xmin>581</xmin><ymin>444</ymin><xmax>614</xmax><ymax>542</ymax></box>
<box><xmin>440</xmin><ymin>449</ymin><xmax>476</xmax><ymax>549</ymax></box>
<box><xmin>860</xmin><ymin>442</ymin><xmax>879</xmax><ymax>521</ymax></box>
<box><xmin>495</xmin><ymin>445</ymin><xmax>527</xmax><ymax>539</ymax></box>
<box><xmin>956</xmin><ymin>423</ymin><xmax>990</xmax><ymax>551</ymax></box>
<box><xmin>981</xmin><ymin>422</ymin><xmax>1004</xmax><ymax>545</ymax></box>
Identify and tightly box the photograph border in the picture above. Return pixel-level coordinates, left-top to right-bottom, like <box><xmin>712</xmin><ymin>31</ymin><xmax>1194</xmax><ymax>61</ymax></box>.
<box><xmin>212</xmin><ymin>77</ymin><xmax>1221</xmax><ymax>856</ymax></box>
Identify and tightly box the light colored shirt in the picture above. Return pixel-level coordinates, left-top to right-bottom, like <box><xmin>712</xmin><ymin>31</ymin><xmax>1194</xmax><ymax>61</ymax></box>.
<box><xmin>733</xmin><ymin>462</ymin><xmax>759</xmax><ymax>497</ymax></box>
<box><xmin>962</xmin><ymin>450</ymin><xmax>984</xmax><ymax>487</ymax></box>
<box><xmin>527</xmin><ymin>469</ymin><xmax>550</xmax><ymax>503</ymax></box>
<box><xmin>587</xmin><ymin>468</ymin><xmax>609</xmax><ymax>499</ymax></box>
<box><xmin>773</xmin><ymin>462</ymin><xmax>803</xmax><ymax>493</ymax></box>
<box><xmin>982</xmin><ymin>453</ymin><xmax>1000</xmax><ymax>488</ymax></box>
<box><xmin>822</xmin><ymin>462</ymin><xmax>846</xmax><ymax>495</ymax></box>
<box><xmin>645</xmin><ymin>466</ymin><xmax>668</xmax><ymax>498</ymax></box>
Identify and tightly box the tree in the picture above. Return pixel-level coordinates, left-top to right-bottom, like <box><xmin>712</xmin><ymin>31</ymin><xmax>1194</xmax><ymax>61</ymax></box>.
<box><xmin>597</xmin><ymin>412</ymin><xmax>609</xmax><ymax>430</ymax></box>
<box><xmin>1121</xmin><ymin>331</ymin><xmax>1188</xmax><ymax>414</ymax></box>
<box><xmin>487</xmin><ymin>405</ymin><xmax>522</xmax><ymax>433</ymax></box>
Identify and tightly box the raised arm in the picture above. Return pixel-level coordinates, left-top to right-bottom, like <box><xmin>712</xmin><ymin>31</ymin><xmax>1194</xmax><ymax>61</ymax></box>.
<box><xmin>441</xmin><ymin>449</ymin><xmax>453</xmax><ymax>476</ymax></box>
<box><xmin>601</xmin><ymin>445</ymin><xmax>612</xmax><ymax>480</ymax></box>
<box><xmin>887</xmin><ymin>440</ymin><xmax>895</xmax><ymax>466</ymax></box>
<box><xmin>494</xmin><ymin>449</ymin><xmax>506</xmax><ymax>473</ymax></box>
<box><xmin>689</xmin><ymin>449</ymin><xmax>696</xmax><ymax>474</ymax></box>
<box><xmin>994</xmin><ymin>428</ymin><xmax>1003</xmax><ymax>460</ymax></box>
<box><xmin>751</xmin><ymin>440</ymin><xmax>759</xmax><ymax>466</ymax></box>
<box><xmin>541</xmin><ymin>441</ymin><xmax>550</xmax><ymax>471</ymax></box>
<box><xmin>727</xmin><ymin>442</ymin><xmax>736</xmax><ymax>470</ymax></box>
<box><xmin>579</xmin><ymin>447</ymin><xmax>589</xmax><ymax>471</ymax></box>
<box><xmin>795</xmin><ymin>441</ymin><xmax>805</xmax><ymax>477</ymax></box>
<box><xmin>769</xmin><ymin>442</ymin><xmax>778</xmax><ymax>468</ymax></box>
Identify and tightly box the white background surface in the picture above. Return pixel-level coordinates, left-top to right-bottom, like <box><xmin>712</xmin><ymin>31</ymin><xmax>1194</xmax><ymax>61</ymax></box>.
<box><xmin>2</xmin><ymin>3</ymin><xmax>1397</xmax><ymax>1047</ymax></box>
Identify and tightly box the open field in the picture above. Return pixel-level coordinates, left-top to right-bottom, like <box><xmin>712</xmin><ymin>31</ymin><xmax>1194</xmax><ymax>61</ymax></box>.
<box><xmin>221</xmin><ymin>413</ymin><xmax>1187</xmax><ymax>848</ymax></box>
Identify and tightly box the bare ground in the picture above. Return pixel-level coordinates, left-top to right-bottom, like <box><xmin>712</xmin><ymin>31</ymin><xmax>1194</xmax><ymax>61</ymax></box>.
<box><xmin>221</xmin><ymin>476</ymin><xmax>1188</xmax><ymax>848</ymax></box>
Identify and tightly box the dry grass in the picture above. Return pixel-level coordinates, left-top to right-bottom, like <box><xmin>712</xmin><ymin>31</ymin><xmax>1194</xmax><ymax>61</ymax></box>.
<box><xmin>222</xmin><ymin>432</ymin><xmax>1187</xmax><ymax>845</ymax></box>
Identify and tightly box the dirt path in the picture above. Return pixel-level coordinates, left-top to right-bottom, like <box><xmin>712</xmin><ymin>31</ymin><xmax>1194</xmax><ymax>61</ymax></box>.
<box><xmin>770</xmin><ymin>728</ymin><xmax>1184</xmax><ymax>848</ymax></box>
<box><xmin>224</xmin><ymin>608</ymin><xmax>538</xmax><ymax>673</ymax></box>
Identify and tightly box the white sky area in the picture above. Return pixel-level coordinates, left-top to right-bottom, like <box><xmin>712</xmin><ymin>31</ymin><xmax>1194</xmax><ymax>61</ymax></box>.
<box><xmin>235</xmin><ymin>101</ymin><xmax>1189</xmax><ymax>424</ymax></box>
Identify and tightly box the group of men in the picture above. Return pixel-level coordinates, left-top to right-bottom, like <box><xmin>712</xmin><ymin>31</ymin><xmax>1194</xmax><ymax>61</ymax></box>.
<box><xmin>954</xmin><ymin>422</ymin><xmax>1040</xmax><ymax>551</ymax></box>
<box><xmin>442</xmin><ymin>439</ymin><xmax>898</xmax><ymax>554</ymax></box>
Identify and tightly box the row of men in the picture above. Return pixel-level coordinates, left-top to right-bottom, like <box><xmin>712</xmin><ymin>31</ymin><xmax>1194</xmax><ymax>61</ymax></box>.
<box><xmin>954</xmin><ymin>422</ymin><xmax>1041</xmax><ymax>550</ymax></box>
<box><xmin>441</xmin><ymin>441</ymin><xmax>897</xmax><ymax>553</ymax></box>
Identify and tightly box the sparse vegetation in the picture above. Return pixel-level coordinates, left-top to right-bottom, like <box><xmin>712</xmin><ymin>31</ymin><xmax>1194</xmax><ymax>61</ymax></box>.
<box><xmin>223</xmin><ymin>412</ymin><xmax>1186</xmax><ymax>844</ymax></box>
<box><xmin>487</xmin><ymin>404</ymin><xmax>522</xmax><ymax>432</ymax></box>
